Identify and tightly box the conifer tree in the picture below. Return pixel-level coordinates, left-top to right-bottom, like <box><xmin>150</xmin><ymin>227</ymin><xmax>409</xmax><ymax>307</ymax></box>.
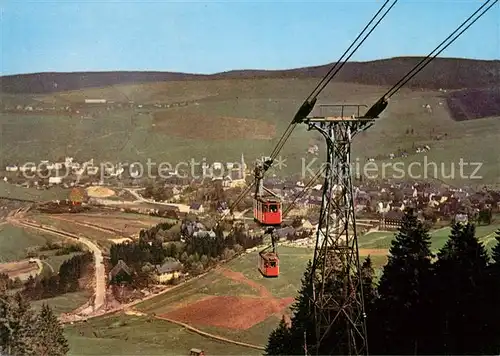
<box><xmin>369</xmin><ymin>208</ymin><xmax>434</xmax><ymax>354</ymax></box>
<box><xmin>286</xmin><ymin>260</ymin><xmax>315</xmax><ymax>355</ymax></box>
<box><xmin>0</xmin><ymin>293</ymin><xmax>15</xmax><ymax>354</ymax></box>
<box><xmin>433</xmin><ymin>223</ymin><xmax>493</xmax><ymax>354</ymax></box>
<box><xmin>490</xmin><ymin>229</ymin><xmax>500</xmax><ymax>267</ymax></box>
<box><xmin>485</xmin><ymin>228</ymin><xmax>500</xmax><ymax>354</ymax></box>
<box><xmin>265</xmin><ymin>316</ymin><xmax>291</xmax><ymax>356</ymax></box>
<box><xmin>0</xmin><ymin>294</ymin><xmax>69</xmax><ymax>356</ymax></box>
<box><xmin>360</xmin><ymin>256</ymin><xmax>377</xmax><ymax>307</ymax></box>
<box><xmin>284</xmin><ymin>257</ymin><xmax>355</xmax><ymax>355</ymax></box>
<box><xmin>9</xmin><ymin>293</ymin><xmax>37</xmax><ymax>355</ymax></box>
<box><xmin>0</xmin><ymin>293</ymin><xmax>37</xmax><ymax>356</ymax></box>
<box><xmin>32</xmin><ymin>304</ymin><xmax>69</xmax><ymax>356</ymax></box>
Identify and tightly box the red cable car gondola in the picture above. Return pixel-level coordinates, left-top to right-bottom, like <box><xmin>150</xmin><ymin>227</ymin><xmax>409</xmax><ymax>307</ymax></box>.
<box><xmin>253</xmin><ymin>197</ymin><xmax>282</xmax><ymax>226</ymax></box>
<box><xmin>259</xmin><ymin>250</ymin><xmax>279</xmax><ymax>278</ymax></box>
<box><xmin>253</xmin><ymin>159</ymin><xmax>282</xmax><ymax>277</ymax></box>
<box><xmin>253</xmin><ymin>158</ymin><xmax>283</xmax><ymax>226</ymax></box>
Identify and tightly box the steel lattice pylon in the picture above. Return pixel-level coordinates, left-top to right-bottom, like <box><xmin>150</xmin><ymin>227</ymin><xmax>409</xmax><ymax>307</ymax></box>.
<box><xmin>304</xmin><ymin>104</ymin><xmax>375</xmax><ymax>356</ymax></box>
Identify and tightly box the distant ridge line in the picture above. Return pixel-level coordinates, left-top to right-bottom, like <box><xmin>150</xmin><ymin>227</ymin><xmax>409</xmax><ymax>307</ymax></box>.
<box><xmin>1</xmin><ymin>56</ymin><xmax>499</xmax><ymax>94</ymax></box>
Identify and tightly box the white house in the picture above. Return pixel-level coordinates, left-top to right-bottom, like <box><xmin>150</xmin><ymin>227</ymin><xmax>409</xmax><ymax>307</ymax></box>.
<box><xmin>48</xmin><ymin>177</ymin><xmax>63</xmax><ymax>184</ymax></box>
<box><xmin>85</xmin><ymin>99</ymin><xmax>107</xmax><ymax>104</ymax></box>
<box><xmin>19</xmin><ymin>164</ymin><xmax>36</xmax><ymax>173</ymax></box>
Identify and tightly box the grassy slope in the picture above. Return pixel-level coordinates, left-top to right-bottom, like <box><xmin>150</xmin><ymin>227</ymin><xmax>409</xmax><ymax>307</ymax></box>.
<box><xmin>0</xmin><ymin>181</ymin><xmax>69</xmax><ymax>201</ymax></box>
<box><xmin>32</xmin><ymin>291</ymin><xmax>91</xmax><ymax>315</ymax></box>
<box><xmin>134</xmin><ymin>246</ymin><xmax>383</xmax><ymax>347</ymax></box>
<box><xmin>31</xmin><ymin>215</ymin><xmax>116</xmax><ymax>251</ymax></box>
<box><xmin>1</xmin><ymin>79</ymin><xmax>499</xmax><ymax>185</ymax></box>
<box><xmin>64</xmin><ymin>313</ymin><xmax>261</xmax><ymax>356</ymax></box>
<box><xmin>0</xmin><ymin>223</ymin><xmax>68</xmax><ymax>262</ymax></box>
<box><xmin>0</xmin><ymin>224</ymin><xmax>92</xmax><ymax>314</ymax></box>
<box><xmin>133</xmin><ymin>224</ymin><xmax>500</xmax><ymax>346</ymax></box>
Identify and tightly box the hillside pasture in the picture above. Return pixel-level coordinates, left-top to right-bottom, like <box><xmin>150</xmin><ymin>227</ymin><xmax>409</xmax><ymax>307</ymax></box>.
<box><xmin>135</xmin><ymin>246</ymin><xmax>387</xmax><ymax>347</ymax></box>
<box><xmin>32</xmin><ymin>291</ymin><xmax>92</xmax><ymax>315</ymax></box>
<box><xmin>100</xmin><ymin>223</ymin><xmax>500</xmax><ymax>349</ymax></box>
<box><xmin>153</xmin><ymin>112</ymin><xmax>276</xmax><ymax>140</ymax></box>
<box><xmin>0</xmin><ymin>223</ymin><xmax>68</xmax><ymax>262</ymax></box>
<box><xmin>64</xmin><ymin>313</ymin><xmax>261</xmax><ymax>355</ymax></box>
<box><xmin>49</xmin><ymin>212</ymin><xmax>172</xmax><ymax>239</ymax></box>
<box><xmin>29</xmin><ymin>215</ymin><xmax>116</xmax><ymax>250</ymax></box>
<box><xmin>429</xmin><ymin>222</ymin><xmax>500</xmax><ymax>254</ymax></box>
<box><xmin>0</xmin><ymin>181</ymin><xmax>69</xmax><ymax>202</ymax></box>
<box><xmin>2</xmin><ymin>79</ymin><xmax>499</xmax><ymax>184</ymax></box>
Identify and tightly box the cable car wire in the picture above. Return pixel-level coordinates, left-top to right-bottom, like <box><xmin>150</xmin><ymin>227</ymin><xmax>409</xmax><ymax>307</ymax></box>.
<box><xmin>218</xmin><ymin>0</ymin><xmax>399</xmax><ymax>222</ymax></box>
<box><xmin>267</xmin><ymin>0</ymin><xmax>399</xmax><ymax>167</ymax></box>
<box><xmin>384</xmin><ymin>0</ymin><xmax>497</xmax><ymax>100</ymax></box>
<box><xmin>362</xmin><ymin>0</ymin><xmax>498</xmax><ymax>120</ymax></box>
<box><xmin>307</xmin><ymin>0</ymin><xmax>399</xmax><ymax>102</ymax></box>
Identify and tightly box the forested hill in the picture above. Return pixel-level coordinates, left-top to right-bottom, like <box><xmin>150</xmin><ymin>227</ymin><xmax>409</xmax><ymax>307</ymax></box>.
<box><xmin>1</xmin><ymin>57</ymin><xmax>499</xmax><ymax>94</ymax></box>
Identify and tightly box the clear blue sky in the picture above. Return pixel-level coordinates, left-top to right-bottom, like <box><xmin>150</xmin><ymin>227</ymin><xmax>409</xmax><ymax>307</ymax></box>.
<box><xmin>1</xmin><ymin>0</ymin><xmax>499</xmax><ymax>75</ymax></box>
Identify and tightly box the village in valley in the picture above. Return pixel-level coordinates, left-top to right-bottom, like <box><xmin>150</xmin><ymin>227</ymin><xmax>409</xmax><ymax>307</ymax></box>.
<box><xmin>1</xmin><ymin>150</ymin><xmax>498</xmax><ymax>307</ymax></box>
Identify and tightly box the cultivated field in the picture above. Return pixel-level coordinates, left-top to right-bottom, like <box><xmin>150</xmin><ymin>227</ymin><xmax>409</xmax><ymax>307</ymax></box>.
<box><xmin>1</xmin><ymin>79</ymin><xmax>499</xmax><ymax>185</ymax></box>
<box><xmin>0</xmin><ymin>259</ymin><xmax>40</xmax><ymax>280</ymax></box>
<box><xmin>28</xmin><ymin>212</ymin><xmax>171</xmax><ymax>250</ymax></box>
<box><xmin>134</xmin><ymin>246</ymin><xmax>386</xmax><ymax>348</ymax></box>
<box><xmin>64</xmin><ymin>313</ymin><xmax>261</xmax><ymax>356</ymax></box>
<box><xmin>153</xmin><ymin>112</ymin><xmax>276</xmax><ymax>140</ymax></box>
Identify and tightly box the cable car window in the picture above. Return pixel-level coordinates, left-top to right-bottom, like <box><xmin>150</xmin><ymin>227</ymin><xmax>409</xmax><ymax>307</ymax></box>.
<box><xmin>262</xmin><ymin>205</ymin><xmax>268</xmax><ymax>212</ymax></box>
<box><xmin>269</xmin><ymin>204</ymin><xmax>277</xmax><ymax>212</ymax></box>
<box><xmin>270</xmin><ymin>261</ymin><xmax>276</xmax><ymax>267</ymax></box>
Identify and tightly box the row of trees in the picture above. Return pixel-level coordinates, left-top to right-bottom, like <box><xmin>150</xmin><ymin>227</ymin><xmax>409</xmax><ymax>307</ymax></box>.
<box><xmin>266</xmin><ymin>209</ymin><xmax>500</xmax><ymax>354</ymax></box>
<box><xmin>110</xmin><ymin>221</ymin><xmax>263</xmax><ymax>285</ymax></box>
<box><xmin>23</xmin><ymin>252</ymin><xmax>93</xmax><ymax>301</ymax></box>
<box><xmin>143</xmin><ymin>184</ymin><xmax>174</xmax><ymax>202</ymax></box>
<box><xmin>0</xmin><ymin>293</ymin><xmax>68</xmax><ymax>356</ymax></box>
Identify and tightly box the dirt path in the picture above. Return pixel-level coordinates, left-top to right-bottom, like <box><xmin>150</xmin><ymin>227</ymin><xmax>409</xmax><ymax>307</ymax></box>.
<box><xmin>154</xmin><ymin>314</ymin><xmax>265</xmax><ymax>351</ymax></box>
<box><xmin>8</xmin><ymin>217</ymin><xmax>106</xmax><ymax>314</ymax></box>
<box><xmin>50</xmin><ymin>215</ymin><xmax>123</xmax><ymax>235</ymax></box>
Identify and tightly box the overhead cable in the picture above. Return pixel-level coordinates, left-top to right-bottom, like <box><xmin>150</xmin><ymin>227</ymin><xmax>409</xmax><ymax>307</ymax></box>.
<box><xmin>363</xmin><ymin>0</ymin><xmax>498</xmax><ymax>120</ymax></box>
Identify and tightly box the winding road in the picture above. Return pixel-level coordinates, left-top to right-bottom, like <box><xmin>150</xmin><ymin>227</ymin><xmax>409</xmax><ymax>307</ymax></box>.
<box><xmin>124</xmin><ymin>188</ymin><xmax>191</xmax><ymax>212</ymax></box>
<box><xmin>7</xmin><ymin>216</ymin><xmax>105</xmax><ymax>314</ymax></box>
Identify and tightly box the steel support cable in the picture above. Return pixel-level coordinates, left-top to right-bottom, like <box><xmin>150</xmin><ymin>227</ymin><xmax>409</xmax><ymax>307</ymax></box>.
<box><xmin>217</xmin><ymin>0</ymin><xmax>399</xmax><ymax>225</ymax></box>
<box><xmin>363</xmin><ymin>0</ymin><xmax>498</xmax><ymax>119</ymax></box>
<box><xmin>386</xmin><ymin>0</ymin><xmax>497</xmax><ymax>99</ymax></box>
<box><xmin>305</xmin><ymin>0</ymin><xmax>394</xmax><ymax>101</ymax></box>
<box><xmin>310</xmin><ymin>0</ymin><xmax>399</xmax><ymax>99</ymax></box>
<box><xmin>266</xmin><ymin>0</ymin><xmax>399</xmax><ymax>167</ymax></box>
